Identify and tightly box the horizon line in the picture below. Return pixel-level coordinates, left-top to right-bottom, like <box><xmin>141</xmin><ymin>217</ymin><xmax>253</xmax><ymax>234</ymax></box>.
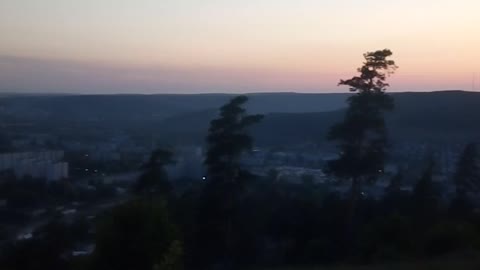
<box><xmin>0</xmin><ymin>89</ymin><xmax>477</xmax><ymax>96</ymax></box>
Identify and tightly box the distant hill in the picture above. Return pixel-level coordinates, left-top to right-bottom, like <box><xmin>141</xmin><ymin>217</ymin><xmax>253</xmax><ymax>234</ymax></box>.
<box><xmin>0</xmin><ymin>92</ymin><xmax>349</xmax><ymax>123</ymax></box>
<box><xmin>2</xmin><ymin>90</ymin><xmax>480</xmax><ymax>146</ymax></box>
<box><xmin>155</xmin><ymin>91</ymin><xmax>480</xmax><ymax>146</ymax></box>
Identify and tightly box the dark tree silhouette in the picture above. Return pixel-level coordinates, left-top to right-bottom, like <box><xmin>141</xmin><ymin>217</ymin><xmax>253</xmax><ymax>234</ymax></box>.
<box><xmin>204</xmin><ymin>95</ymin><xmax>263</xmax><ymax>183</ymax></box>
<box><xmin>412</xmin><ymin>159</ymin><xmax>439</xmax><ymax>226</ymax></box>
<box><xmin>196</xmin><ymin>95</ymin><xmax>263</xmax><ymax>268</ymax></box>
<box><xmin>134</xmin><ymin>149</ymin><xmax>175</xmax><ymax>198</ymax></box>
<box><xmin>386</xmin><ymin>169</ymin><xmax>403</xmax><ymax>194</ymax></box>
<box><xmin>453</xmin><ymin>143</ymin><xmax>480</xmax><ymax>197</ymax></box>
<box><xmin>382</xmin><ymin>169</ymin><xmax>409</xmax><ymax>215</ymax></box>
<box><xmin>93</xmin><ymin>200</ymin><xmax>181</xmax><ymax>270</ymax></box>
<box><xmin>450</xmin><ymin>143</ymin><xmax>479</xmax><ymax>216</ymax></box>
<box><xmin>327</xmin><ymin>49</ymin><xmax>397</xmax><ymax>223</ymax></box>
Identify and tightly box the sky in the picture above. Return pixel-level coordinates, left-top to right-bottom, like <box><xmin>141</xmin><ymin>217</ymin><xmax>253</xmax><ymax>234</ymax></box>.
<box><xmin>0</xmin><ymin>0</ymin><xmax>479</xmax><ymax>94</ymax></box>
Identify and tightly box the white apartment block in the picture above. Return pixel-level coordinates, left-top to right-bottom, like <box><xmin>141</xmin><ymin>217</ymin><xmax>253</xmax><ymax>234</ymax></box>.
<box><xmin>0</xmin><ymin>151</ymin><xmax>69</xmax><ymax>181</ymax></box>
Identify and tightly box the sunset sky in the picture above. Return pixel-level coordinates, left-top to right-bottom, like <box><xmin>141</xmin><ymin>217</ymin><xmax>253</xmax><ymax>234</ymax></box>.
<box><xmin>1</xmin><ymin>0</ymin><xmax>479</xmax><ymax>93</ymax></box>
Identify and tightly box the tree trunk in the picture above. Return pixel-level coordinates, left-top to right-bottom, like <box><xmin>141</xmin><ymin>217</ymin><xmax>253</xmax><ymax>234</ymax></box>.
<box><xmin>348</xmin><ymin>177</ymin><xmax>360</xmax><ymax>224</ymax></box>
<box><xmin>344</xmin><ymin>177</ymin><xmax>360</xmax><ymax>254</ymax></box>
<box><xmin>223</xmin><ymin>175</ymin><xmax>235</xmax><ymax>269</ymax></box>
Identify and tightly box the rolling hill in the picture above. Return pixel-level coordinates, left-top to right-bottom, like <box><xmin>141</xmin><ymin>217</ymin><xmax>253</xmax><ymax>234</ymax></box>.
<box><xmin>155</xmin><ymin>91</ymin><xmax>480</xmax><ymax>146</ymax></box>
<box><xmin>2</xmin><ymin>90</ymin><xmax>480</xmax><ymax>147</ymax></box>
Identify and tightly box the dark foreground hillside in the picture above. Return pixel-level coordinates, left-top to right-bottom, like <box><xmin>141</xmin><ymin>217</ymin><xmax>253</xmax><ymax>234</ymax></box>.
<box><xmin>259</xmin><ymin>256</ymin><xmax>480</xmax><ymax>270</ymax></box>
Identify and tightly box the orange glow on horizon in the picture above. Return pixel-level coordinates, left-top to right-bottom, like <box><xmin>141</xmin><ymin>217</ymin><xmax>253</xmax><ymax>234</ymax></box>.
<box><xmin>0</xmin><ymin>0</ymin><xmax>479</xmax><ymax>93</ymax></box>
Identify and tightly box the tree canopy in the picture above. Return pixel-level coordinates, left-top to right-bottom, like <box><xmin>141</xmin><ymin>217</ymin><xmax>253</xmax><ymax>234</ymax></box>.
<box><xmin>196</xmin><ymin>95</ymin><xmax>263</xmax><ymax>268</ymax></box>
<box><xmin>327</xmin><ymin>49</ymin><xmax>397</xmax><ymax>183</ymax></box>
<box><xmin>134</xmin><ymin>149</ymin><xmax>175</xmax><ymax>197</ymax></box>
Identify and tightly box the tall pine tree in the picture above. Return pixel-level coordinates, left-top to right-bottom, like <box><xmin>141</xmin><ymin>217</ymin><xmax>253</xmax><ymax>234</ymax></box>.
<box><xmin>412</xmin><ymin>158</ymin><xmax>439</xmax><ymax>227</ymax></box>
<box><xmin>454</xmin><ymin>143</ymin><xmax>480</xmax><ymax>197</ymax></box>
<box><xmin>196</xmin><ymin>96</ymin><xmax>263</xmax><ymax>268</ymax></box>
<box><xmin>327</xmin><ymin>49</ymin><xmax>397</xmax><ymax>222</ymax></box>
<box><xmin>134</xmin><ymin>149</ymin><xmax>175</xmax><ymax>199</ymax></box>
<box><xmin>450</xmin><ymin>143</ymin><xmax>480</xmax><ymax>217</ymax></box>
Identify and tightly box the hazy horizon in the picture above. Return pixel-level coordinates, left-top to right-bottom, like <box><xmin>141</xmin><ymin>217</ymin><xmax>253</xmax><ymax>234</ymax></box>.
<box><xmin>1</xmin><ymin>0</ymin><xmax>480</xmax><ymax>94</ymax></box>
<box><xmin>0</xmin><ymin>89</ymin><xmax>476</xmax><ymax>96</ymax></box>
